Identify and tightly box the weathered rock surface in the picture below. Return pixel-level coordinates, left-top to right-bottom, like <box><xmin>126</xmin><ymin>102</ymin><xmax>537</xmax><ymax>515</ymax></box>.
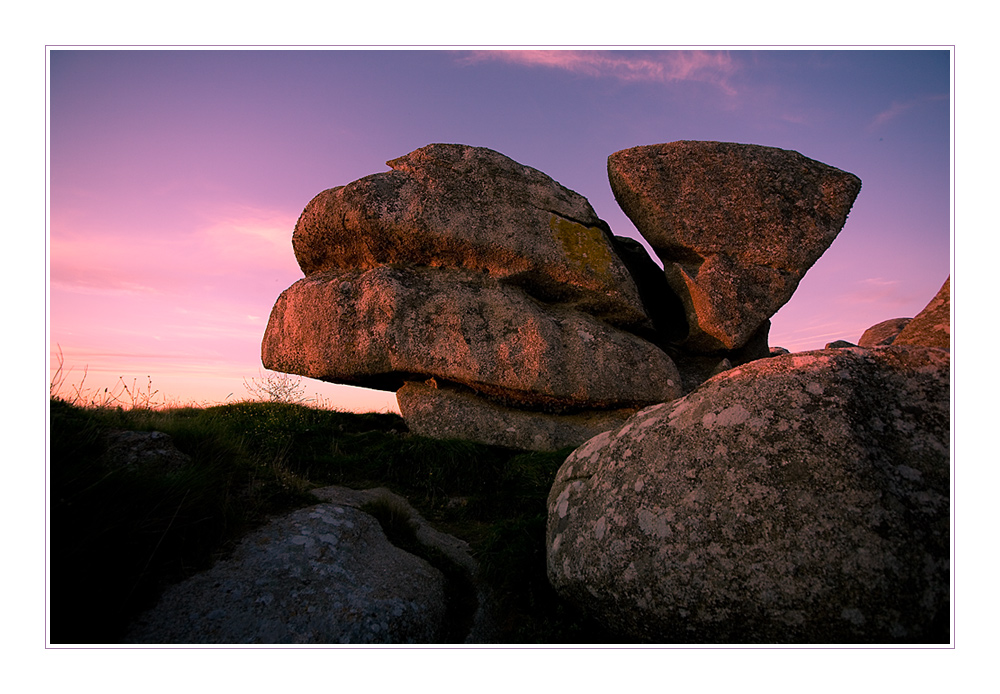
<box><xmin>262</xmin><ymin>265</ymin><xmax>683</xmax><ymax>411</ymax></box>
<box><xmin>126</xmin><ymin>501</ymin><xmax>448</xmax><ymax>644</ymax></box>
<box><xmin>608</xmin><ymin>141</ymin><xmax>862</xmax><ymax>352</ymax></box>
<box><xmin>397</xmin><ymin>380</ymin><xmax>638</xmax><ymax>452</ymax></box>
<box><xmin>858</xmin><ymin>317</ymin><xmax>912</xmax><ymax>347</ymax></box>
<box><xmin>546</xmin><ymin>346</ymin><xmax>950</xmax><ymax>643</ymax></box>
<box><xmin>894</xmin><ymin>277</ymin><xmax>950</xmax><ymax>351</ymax></box>
<box><xmin>293</xmin><ymin>143</ymin><xmax>650</xmax><ymax>329</ymax></box>
<box><xmin>825</xmin><ymin>339</ymin><xmax>858</xmax><ymax>349</ymax></box>
<box><xmin>309</xmin><ymin>485</ymin><xmax>499</xmax><ymax>643</ymax></box>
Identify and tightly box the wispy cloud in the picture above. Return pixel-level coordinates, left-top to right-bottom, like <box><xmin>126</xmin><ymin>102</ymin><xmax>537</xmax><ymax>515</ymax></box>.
<box><xmin>769</xmin><ymin>318</ymin><xmax>867</xmax><ymax>352</ymax></box>
<box><xmin>459</xmin><ymin>50</ymin><xmax>738</xmax><ymax>95</ymax></box>
<box><xmin>50</xmin><ymin>235</ymin><xmax>179</xmax><ymax>297</ymax></box>
<box><xmin>50</xmin><ymin>203</ymin><xmax>299</xmax><ymax>298</ymax></box>
<box><xmin>779</xmin><ymin>113</ymin><xmax>808</xmax><ymax>125</ymax></box>
<box><xmin>869</xmin><ymin>93</ymin><xmax>948</xmax><ymax>130</ymax></box>
<box><xmin>842</xmin><ymin>277</ymin><xmax>921</xmax><ymax>308</ymax></box>
<box><xmin>198</xmin><ymin>205</ymin><xmax>296</xmax><ymax>268</ymax></box>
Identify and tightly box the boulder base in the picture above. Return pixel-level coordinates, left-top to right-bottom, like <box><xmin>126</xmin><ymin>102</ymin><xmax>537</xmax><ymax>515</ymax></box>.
<box><xmin>397</xmin><ymin>381</ymin><xmax>638</xmax><ymax>452</ymax></box>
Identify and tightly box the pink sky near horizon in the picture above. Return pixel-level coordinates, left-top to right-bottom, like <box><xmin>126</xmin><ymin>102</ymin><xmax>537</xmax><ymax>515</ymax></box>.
<box><xmin>48</xmin><ymin>48</ymin><xmax>952</xmax><ymax>412</ymax></box>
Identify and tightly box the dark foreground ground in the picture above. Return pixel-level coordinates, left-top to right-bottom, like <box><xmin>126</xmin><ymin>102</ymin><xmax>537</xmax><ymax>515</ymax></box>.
<box><xmin>48</xmin><ymin>398</ymin><xmax>622</xmax><ymax>644</ymax></box>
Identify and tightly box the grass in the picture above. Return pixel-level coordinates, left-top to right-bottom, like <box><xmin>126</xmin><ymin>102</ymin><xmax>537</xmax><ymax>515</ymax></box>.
<box><xmin>48</xmin><ymin>393</ymin><xmax>620</xmax><ymax>644</ymax></box>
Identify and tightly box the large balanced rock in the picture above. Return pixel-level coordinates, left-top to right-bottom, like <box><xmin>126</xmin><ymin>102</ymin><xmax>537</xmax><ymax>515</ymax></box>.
<box><xmin>127</xmin><ymin>502</ymin><xmax>448</xmax><ymax>644</ymax></box>
<box><xmin>858</xmin><ymin>317</ymin><xmax>913</xmax><ymax>347</ymax></box>
<box><xmin>293</xmin><ymin>143</ymin><xmax>651</xmax><ymax>330</ymax></box>
<box><xmin>893</xmin><ymin>277</ymin><xmax>950</xmax><ymax>351</ymax></box>
<box><xmin>262</xmin><ymin>265</ymin><xmax>682</xmax><ymax>412</ymax></box>
<box><xmin>608</xmin><ymin>141</ymin><xmax>862</xmax><ymax>352</ymax></box>
<box><xmin>546</xmin><ymin>346</ymin><xmax>949</xmax><ymax>643</ymax></box>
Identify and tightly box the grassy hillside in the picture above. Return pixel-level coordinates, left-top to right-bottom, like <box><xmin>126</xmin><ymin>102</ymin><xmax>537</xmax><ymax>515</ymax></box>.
<box><xmin>48</xmin><ymin>397</ymin><xmax>620</xmax><ymax>644</ymax></box>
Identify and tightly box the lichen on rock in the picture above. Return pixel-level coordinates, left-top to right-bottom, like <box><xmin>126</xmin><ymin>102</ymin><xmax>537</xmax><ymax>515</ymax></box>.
<box><xmin>608</xmin><ymin>141</ymin><xmax>862</xmax><ymax>352</ymax></box>
<box><xmin>546</xmin><ymin>345</ymin><xmax>950</xmax><ymax>643</ymax></box>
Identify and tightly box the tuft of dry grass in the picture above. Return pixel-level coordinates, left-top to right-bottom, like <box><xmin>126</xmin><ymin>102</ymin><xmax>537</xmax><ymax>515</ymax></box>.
<box><xmin>50</xmin><ymin>345</ymin><xmax>162</xmax><ymax>410</ymax></box>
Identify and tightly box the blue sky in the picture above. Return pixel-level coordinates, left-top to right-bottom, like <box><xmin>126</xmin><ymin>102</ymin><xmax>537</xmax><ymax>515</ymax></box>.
<box><xmin>48</xmin><ymin>48</ymin><xmax>951</xmax><ymax>410</ymax></box>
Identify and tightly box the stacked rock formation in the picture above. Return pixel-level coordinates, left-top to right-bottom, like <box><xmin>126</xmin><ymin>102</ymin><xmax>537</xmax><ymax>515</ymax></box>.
<box><xmin>261</xmin><ymin>140</ymin><xmax>951</xmax><ymax>643</ymax></box>
<box><xmin>263</xmin><ymin>141</ymin><xmax>862</xmax><ymax>451</ymax></box>
<box><xmin>263</xmin><ymin>144</ymin><xmax>685</xmax><ymax>451</ymax></box>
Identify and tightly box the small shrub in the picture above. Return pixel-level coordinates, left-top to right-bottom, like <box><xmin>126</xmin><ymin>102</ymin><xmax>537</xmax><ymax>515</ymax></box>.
<box><xmin>242</xmin><ymin>369</ymin><xmax>309</xmax><ymax>404</ymax></box>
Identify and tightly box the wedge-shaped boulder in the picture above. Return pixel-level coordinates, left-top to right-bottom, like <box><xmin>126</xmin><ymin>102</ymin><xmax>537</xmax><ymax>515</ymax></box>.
<box><xmin>292</xmin><ymin>143</ymin><xmax>650</xmax><ymax>329</ymax></box>
<box><xmin>547</xmin><ymin>346</ymin><xmax>950</xmax><ymax>643</ymax></box>
<box><xmin>397</xmin><ymin>381</ymin><xmax>640</xmax><ymax>452</ymax></box>
<box><xmin>262</xmin><ymin>266</ymin><xmax>683</xmax><ymax>411</ymax></box>
<box><xmin>608</xmin><ymin>141</ymin><xmax>861</xmax><ymax>351</ymax></box>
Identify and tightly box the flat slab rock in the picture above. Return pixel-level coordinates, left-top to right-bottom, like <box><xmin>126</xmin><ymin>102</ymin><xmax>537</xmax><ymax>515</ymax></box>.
<box><xmin>262</xmin><ymin>265</ymin><xmax>682</xmax><ymax>411</ymax></box>
<box><xmin>126</xmin><ymin>499</ymin><xmax>448</xmax><ymax>644</ymax></box>
<box><xmin>397</xmin><ymin>380</ymin><xmax>639</xmax><ymax>452</ymax></box>
<box><xmin>547</xmin><ymin>345</ymin><xmax>950</xmax><ymax>643</ymax></box>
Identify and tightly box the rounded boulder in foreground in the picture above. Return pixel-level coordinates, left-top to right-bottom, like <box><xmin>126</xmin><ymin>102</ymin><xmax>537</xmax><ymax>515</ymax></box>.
<box><xmin>546</xmin><ymin>346</ymin><xmax>950</xmax><ymax>643</ymax></box>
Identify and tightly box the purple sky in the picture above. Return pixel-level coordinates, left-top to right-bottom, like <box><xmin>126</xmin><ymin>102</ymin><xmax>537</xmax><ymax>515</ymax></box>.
<box><xmin>48</xmin><ymin>48</ymin><xmax>951</xmax><ymax>411</ymax></box>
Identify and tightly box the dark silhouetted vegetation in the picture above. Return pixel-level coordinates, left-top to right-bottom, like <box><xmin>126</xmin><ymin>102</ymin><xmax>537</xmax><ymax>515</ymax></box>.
<box><xmin>48</xmin><ymin>396</ymin><xmax>620</xmax><ymax>644</ymax></box>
